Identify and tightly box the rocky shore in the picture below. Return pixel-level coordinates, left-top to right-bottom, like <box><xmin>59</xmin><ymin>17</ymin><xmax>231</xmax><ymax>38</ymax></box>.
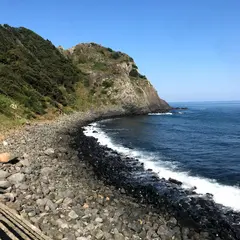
<box><xmin>0</xmin><ymin>111</ymin><xmax>240</xmax><ymax>240</ymax></box>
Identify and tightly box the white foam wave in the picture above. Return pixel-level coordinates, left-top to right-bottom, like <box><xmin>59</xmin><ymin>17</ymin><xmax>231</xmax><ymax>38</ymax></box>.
<box><xmin>148</xmin><ymin>112</ymin><xmax>173</xmax><ymax>116</ymax></box>
<box><xmin>83</xmin><ymin>124</ymin><xmax>240</xmax><ymax>211</ymax></box>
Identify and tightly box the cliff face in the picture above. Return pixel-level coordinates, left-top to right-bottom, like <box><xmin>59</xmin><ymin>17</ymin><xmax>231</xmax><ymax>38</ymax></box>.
<box><xmin>0</xmin><ymin>24</ymin><xmax>170</xmax><ymax>126</ymax></box>
<box><xmin>64</xmin><ymin>43</ymin><xmax>170</xmax><ymax>114</ymax></box>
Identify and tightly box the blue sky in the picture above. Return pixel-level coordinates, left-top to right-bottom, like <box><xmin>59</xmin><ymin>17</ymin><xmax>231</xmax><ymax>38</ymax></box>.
<box><xmin>1</xmin><ymin>0</ymin><xmax>239</xmax><ymax>102</ymax></box>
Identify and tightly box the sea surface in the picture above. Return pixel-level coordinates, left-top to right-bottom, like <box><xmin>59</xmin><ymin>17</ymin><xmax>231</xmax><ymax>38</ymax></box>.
<box><xmin>84</xmin><ymin>101</ymin><xmax>240</xmax><ymax>211</ymax></box>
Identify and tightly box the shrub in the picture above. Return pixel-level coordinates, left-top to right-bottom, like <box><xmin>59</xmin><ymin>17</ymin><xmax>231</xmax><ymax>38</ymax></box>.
<box><xmin>129</xmin><ymin>57</ymin><xmax>134</xmax><ymax>62</ymax></box>
<box><xmin>93</xmin><ymin>62</ymin><xmax>107</xmax><ymax>71</ymax></box>
<box><xmin>0</xmin><ymin>25</ymin><xmax>80</xmax><ymax>117</ymax></box>
<box><xmin>101</xmin><ymin>89</ymin><xmax>107</xmax><ymax>95</ymax></box>
<box><xmin>132</xmin><ymin>64</ymin><xmax>138</xmax><ymax>69</ymax></box>
<box><xmin>107</xmin><ymin>47</ymin><xmax>113</xmax><ymax>52</ymax></box>
<box><xmin>111</xmin><ymin>52</ymin><xmax>121</xmax><ymax>59</ymax></box>
<box><xmin>102</xmin><ymin>80</ymin><xmax>113</xmax><ymax>88</ymax></box>
<box><xmin>129</xmin><ymin>69</ymin><xmax>139</xmax><ymax>77</ymax></box>
<box><xmin>139</xmin><ymin>74</ymin><xmax>147</xmax><ymax>79</ymax></box>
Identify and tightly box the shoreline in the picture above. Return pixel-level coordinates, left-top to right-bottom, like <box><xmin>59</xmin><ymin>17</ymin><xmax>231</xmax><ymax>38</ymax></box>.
<box><xmin>77</xmin><ymin>120</ymin><xmax>240</xmax><ymax>240</ymax></box>
<box><xmin>0</xmin><ymin>110</ymin><xmax>239</xmax><ymax>240</ymax></box>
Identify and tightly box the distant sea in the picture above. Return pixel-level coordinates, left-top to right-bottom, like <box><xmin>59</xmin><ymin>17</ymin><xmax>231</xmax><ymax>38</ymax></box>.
<box><xmin>84</xmin><ymin>101</ymin><xmax>240</xmax><ymax>211</ymax></box>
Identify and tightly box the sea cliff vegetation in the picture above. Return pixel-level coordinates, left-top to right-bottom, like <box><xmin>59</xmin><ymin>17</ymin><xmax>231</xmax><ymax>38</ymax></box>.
<box><xmin>0</xmin><ymin>24</ymin><xmax>169</xmax><ymax>131</ymax></box>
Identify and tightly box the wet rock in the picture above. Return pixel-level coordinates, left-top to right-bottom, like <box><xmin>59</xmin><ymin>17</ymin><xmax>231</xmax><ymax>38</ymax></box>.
<box><xmin>168</xmin><ymin>178</ymin><xmax>182</xmax><ymax>185</ymax></box>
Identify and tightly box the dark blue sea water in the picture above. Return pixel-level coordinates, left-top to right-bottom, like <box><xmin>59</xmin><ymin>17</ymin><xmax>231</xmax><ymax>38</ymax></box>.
<box><xmin>84</xmin><ymin>101</ymin><xmax>240</xmax><ymax>210</ymax></box>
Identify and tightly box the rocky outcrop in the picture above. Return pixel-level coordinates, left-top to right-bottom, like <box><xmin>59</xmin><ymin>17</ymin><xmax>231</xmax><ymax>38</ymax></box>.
<box><xmin>64</xmin><ymin>43</ymin><xmax>171</xmax><ymax>114</ymax></box>
<box><xmin>0</xmin><ymin>25</ymin><xmax>169</xmax><ymax>126</ymax></box>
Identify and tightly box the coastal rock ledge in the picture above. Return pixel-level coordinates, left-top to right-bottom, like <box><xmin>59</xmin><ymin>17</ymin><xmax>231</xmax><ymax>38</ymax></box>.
<box><xmin>0</xmin><ymin>111</ymin><xmax>240</xmax><ymax>240</ymax></box>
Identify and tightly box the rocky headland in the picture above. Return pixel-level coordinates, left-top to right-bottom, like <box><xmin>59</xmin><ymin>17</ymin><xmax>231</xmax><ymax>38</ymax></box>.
<box><xmin>1</xmin><ymin>24</ymin><xmax>240</xmax><ymax>240</ymax></box>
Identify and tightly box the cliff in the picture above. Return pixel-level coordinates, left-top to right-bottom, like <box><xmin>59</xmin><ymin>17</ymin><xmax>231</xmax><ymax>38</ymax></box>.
<box><xmin>64</xmin><ymin>43</ymin><xmax>170</xmax><ymax>114</ymax></box>
<box><xmin>0</xmin><ymin>24</ymin><xmax>170</xmax><ymax>129</ymax></box>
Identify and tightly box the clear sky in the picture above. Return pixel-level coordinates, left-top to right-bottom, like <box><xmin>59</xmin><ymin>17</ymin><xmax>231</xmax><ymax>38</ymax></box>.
<box><xmin>1</xmin><ymin>0</ymin><xmax>239</xmax><ymax>102</ymax></box>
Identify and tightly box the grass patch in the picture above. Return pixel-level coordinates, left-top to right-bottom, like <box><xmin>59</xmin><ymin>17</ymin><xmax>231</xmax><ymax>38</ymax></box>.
<box><xmin>93</xmin><ymin>62</ymin><xmax>107</xmax><ymax>71</ymax></box>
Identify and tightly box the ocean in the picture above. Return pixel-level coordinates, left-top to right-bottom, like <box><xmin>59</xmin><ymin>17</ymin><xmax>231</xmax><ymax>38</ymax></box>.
<box><xmin>84</xmin><ymin>101</ymin><xmax>240</xmax><ymax>211</ymax></box>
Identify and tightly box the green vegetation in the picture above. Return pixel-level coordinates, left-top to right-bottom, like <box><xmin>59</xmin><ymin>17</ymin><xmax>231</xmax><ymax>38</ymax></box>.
<box><xmin>111</xmin><ymin>52</ymin><xmax>121</xmax><ymax>59</ymax></box>
<box><xmin>0</xmin><ymin>24</ymin><xmax>151</xmax><ymax>130</ymax></box>
<box><xmin>107</xmin><ymin>47</ymin><xmax>113</xmax><ymax>52</ymax></box>
<box><xmin>0</xmin><ymin>24</ymin><xmax>80</xmax><ymax>121</ymax></box>
<box><xmin>129</xmin><ymin>69</ymin><xmax>139</xmax><ymax>78</ymax></box>
<box><xmin>93</xmin><ymin>62</ymin><xmax>107</xmax><ymax>71</ymax></box>
<box><xmin>102</xmin><ymin>80</ymin><xmax>113</xmax><ymax>88</ymax></box>
<box><xmin>132</xmin><ymin>64</ymin><xmax>138</xmax><ymax>69</ymax></box>
<box><xmin>139</xmin><ymin>74</ymin><xmax>147</xmax><ymax>79</ymax></box>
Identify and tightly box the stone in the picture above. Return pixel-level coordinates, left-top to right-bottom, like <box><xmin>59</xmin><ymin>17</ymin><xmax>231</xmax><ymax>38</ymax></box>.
<box><xmin>68</xmin><ymin>210</ymin><xmax>79</xmax><ymax>219</ymax></box>
<box><xmin>36</xmin><ymin>198</ymin><xmax>47</xmax><ymax>207</ymax></box>
<box><xmin>62</xmin><ymin>197</ymin><xmax>73</xmax><ymax>207</ymax></box>
<box><xmin>95</xmin><ymin>230</ymin><xmax>104</xmax><ymax>240</ymax></box>
<box><xmin>114</xmin><ymin>233</ymin><xmax>125</xmax><ymax>240</ymax></box>
<box><xmin>58</xmin><ymin>147</ymin><xmax>67</xmax><ymax>153</ymax></box>
<box><xmin>95</xmin><ymin>217</ymin><xmax>103</xmax><ymax>223</ymax></box>
<box><xmin>21</xmin><ymin>159</ymin><xmax>30</xmax><ymax>166</ymax></box>
<box><xmin>28</xmin><ymin>211</ymin><xmax>36</xmax><ymax>217</ymax></box>
<box><xmin>18</xmin><ymin>183</ymin><xmax>28</xmax><ymax>190</ymax></box>
<box><xmin>0</xmin><ymin>170</ymin><xmax>9</xmax><ymax>179</ymax></box>
<box><xmin>8</xmin><ymin>173</ymin><xmax>25</xmax><ymax>184</ymax></box>
<box><xmin>64</xmin><ymin>233</ymin><xmax>75</xmax><ymax>240</ymax></box>
<box><xmin>0</xmin><ymin>180</ymin><xmax>11</xmax><ymax>189</ymax></box>
<box><xmin>45</xmin><ymin>199</ymin><xmax>56</xmax><ymax>211</ymax></box>
<box><xmin>55</xmin><ymin>232</ymin><xmax>64</xmax><ymax>240</ymax></box>
<box><xmin>44</xmin><ymin>148</ymin><xmax>55</xmax><ymax>156</ymax></box>
<box><xmin>58</xmin><ymin>189</ymin><xmax>75</xmax><ymax>198</ymax></box>
<box><xmin>1</xmin><ymin>193</ymin><xmax>15</xmax><ymax>202</ymax></box>
<box><xmin>22</xmin><ymin>167</ymin><xmax>32</xmax><ymax>174</ymax></box>
<box><xmin>168</xmin><ymin>178</ymin><xmax>182</xmax><ymax>185</ymax></box>
<box><xmin>0</xmin><ymin>153</ymin><xmax>11</xmax><ymax>163</ymax></box>
<box><xmin>25</xmin><ymin>195</ymin><xmax>32</xmax><ymax>200</ymax></box>
<box><xmin>43</xmin><ymin>188</ymin><xmax>50</xmax><ymax>196</ymax></box>
<box><xmin>41</xmin><ymin>167</ymin><xmax>52</xmax><ymax>175</ymax></box>
<box><xmin>56</xmin><ymin>219</ymin><xmax>69</xmax><ymax>229</ymax></box>
<box><xmin>55</xmin><ymin>198</ymin><xmax>64</xmax><ymax>204</ymax></box>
